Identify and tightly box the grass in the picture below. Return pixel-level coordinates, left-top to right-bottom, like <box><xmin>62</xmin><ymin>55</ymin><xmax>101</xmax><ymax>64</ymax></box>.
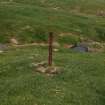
<box><xmin>0</xmin><ymin>1</ymin><xmax>105</xmax><ymax>104</ymax></box>
<box><xmin>0</xmin><ymin>46</ymin><xmax>105</xmax><ymax>105</ymax></box>
<box><xmin>0</xmin><ymin>0</ymin><xmax>105</xmax><ymax>43</ymax></box>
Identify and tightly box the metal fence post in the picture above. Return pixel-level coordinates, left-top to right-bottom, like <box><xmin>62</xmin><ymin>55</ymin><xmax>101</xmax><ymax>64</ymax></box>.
<box><xmin>48</xmin><ymin>32</ymin><xmax>53</xmax><ymax>66</ymax></box>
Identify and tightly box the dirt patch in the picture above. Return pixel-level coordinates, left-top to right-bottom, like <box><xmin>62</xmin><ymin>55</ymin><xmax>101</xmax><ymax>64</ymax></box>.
<box><xmin>59</xmin><ymin>32</ymin><xmax>74</xmax><ymax>36</ymax></box>
<box><xmin>11</xmin><ymin>42</ymin><xmax>60</xmax><ymax>48</ymax></box>
<box><xmin>33</xmin><ymin>61</ymin><xmax>61</xmax><ymax>76</ymax></box>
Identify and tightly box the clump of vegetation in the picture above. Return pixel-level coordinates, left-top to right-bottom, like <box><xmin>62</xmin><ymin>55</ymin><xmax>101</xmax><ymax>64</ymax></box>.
<box><xmin>58</xmin><ymin>35</ymin><xmax>80</xmax><ymax>45</ymax></box>
<box><xmin>16</xmin><ymin>29</ymin><xmax>48</xmax><ymax>44</ymax></box>
<box><xmin>95</xmin><ymin>26</ymin><xmax>105</xmax><ymax>41</ymax></box>
<box><xmin>0</xmin><ymin>35</ymin><xmax>9</xmax><ymax>43</ymax></box>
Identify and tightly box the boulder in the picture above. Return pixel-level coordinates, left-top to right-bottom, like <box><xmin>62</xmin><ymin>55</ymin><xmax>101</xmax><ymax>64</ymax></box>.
<box><xmin>71</xmin><ymin>43</ymin><xmax>88</xmax><ymax>52</ymax></box>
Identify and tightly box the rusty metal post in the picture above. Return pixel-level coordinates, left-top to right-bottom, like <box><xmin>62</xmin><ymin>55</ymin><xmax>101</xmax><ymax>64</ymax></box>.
<box><xmin>48</xmin><ymin>32</ymin><xmax>53</xmax><ymax>66</ymax></box>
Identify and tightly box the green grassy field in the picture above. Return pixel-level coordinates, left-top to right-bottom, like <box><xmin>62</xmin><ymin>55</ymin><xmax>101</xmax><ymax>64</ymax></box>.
<box><xmin>0</xmin><ymin>0</ymin><xmax>105</xmax><ymax>43</ymax></box>
<box><xmin>0</xmin><ymin>1</ymin><xmax>105</xmax><ymax>104</ymax></box>
<box><xmin>0</xmin><ymin>46</ymin><xmax>105</xmax><ymax>105</ymax></box>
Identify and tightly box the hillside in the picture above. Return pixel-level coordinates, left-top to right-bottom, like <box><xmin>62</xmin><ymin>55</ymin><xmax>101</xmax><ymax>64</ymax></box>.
<box><xmin>0</xmin><ymin>0</ymin><xmax>105</xmax><ymax>43</ymax></box>
<box><xmin>0</xmin><ymin>1</ymin><xmax>105</xmax><ymax>104</ymax></box>
<box><xmin>0</xmin><ymin>46</ymin><xmax>105</xmax><ymax>105</ymax></box>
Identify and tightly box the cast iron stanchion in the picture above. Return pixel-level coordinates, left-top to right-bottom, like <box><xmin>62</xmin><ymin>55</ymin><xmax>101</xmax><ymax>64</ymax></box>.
<box><xmin>48</xmin><ymin>32</ymin><xmax>53</xmax><ymax>66</ymax></box>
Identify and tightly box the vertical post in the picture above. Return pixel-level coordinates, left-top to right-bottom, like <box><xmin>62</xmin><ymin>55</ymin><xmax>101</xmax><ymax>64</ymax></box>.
<box><xmin>48</xmin><ymin>32</ymin><xmax>53</xmax><ymax>66</ymax></box>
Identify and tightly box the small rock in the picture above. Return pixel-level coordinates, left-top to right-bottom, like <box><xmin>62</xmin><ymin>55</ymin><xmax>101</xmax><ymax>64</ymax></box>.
<box><xmin>0</xmin><ymin>50</ymin><xmax>4</xmax><ymax>53</ymax></box>
<box><xmin>36</xmin><ymin>66</ymin><xmax>46</xmax><ymax>73</ymax></box>
<box><xmin>64</xmin><ymin>44</ymin><xmax>74</xmax><ymax>48</ymax></box>
<box><xmin>10</xmin><ymin>38</ymin><xmax>18</xmax><ymax>45</ymax></box>
<box><xmin>46</xmin><ymin>66</ymin><xmax>60</xmax><ymax>74</ymax></box>
<box><xmin>36</xmin><ymin>61</ymin><xmax>47</xmax><ymax>67</ymax></box>
<box><xmin>53</xmin><ymin>49</ymin><xmax>59</xmax><ymax>52</ymax></box>
<box><xmin>52</xmin><ymin>7</ymin><xmax>60</xmax><ymax>10</ymax></box>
